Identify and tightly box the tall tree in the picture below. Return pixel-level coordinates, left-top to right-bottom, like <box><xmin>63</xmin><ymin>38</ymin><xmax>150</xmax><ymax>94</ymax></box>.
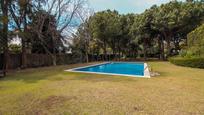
<box><xmin>152</xmin><ymin>1</ymin><xmax>204</xmax><ymax>58</ymax></box>
<box><xmin>29</xmin><ymin>0</ymin><xmax>87</xmax><ymax>65</ymax></box>
<box><xmin>0</xmin><ymin>0</ymin><xmax>10</xmax><ymax>76</ymax></box>
<box><xmin>30</xmin><ymin>10</ymin><xmax>63</xmax><ymax>55</ymax></box>
<box><xmin>106</xmin><ymin>10</ymin><xmax>121</xmax><ymax>59</ymax></box>
<box><xmin>9</xmin><ymin>0</ymin><xmax>33</xmax><ymax>68</ymax></box>
<box><xmin>90</xmin><ymin>10</ymin><xmax>121</xmax><ymax>60</ymax></box>
<box><xmin>90</xmin><ymin>10</ymin><xmax>109</xmax><ymax>60</ymax></box>
<box><xmin>120</xmin><ymin>14</ymin><xmax>136</xmax><ymax>58</ymax></box>
<box><xmin>131</xmin><ymin>9</ymin><xmax>154</xmax><ymax>60</ymax></box>
<box><xmin>72</xmin><ymin>19</ymin><xmax>92</xmax><ymax>63</ymax></box>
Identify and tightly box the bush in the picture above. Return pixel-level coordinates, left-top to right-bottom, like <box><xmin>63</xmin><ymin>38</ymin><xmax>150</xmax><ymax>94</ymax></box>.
<box><xmin>179</xmin><ymin>49</ymin><xmax>198</xmax><ymax>58</ymax></box>
<box><xmin>169</xmin><ymin>57</ymin><xmax>204</xmax><ymax>68</ymax></box>
<box><xmin>172</xmin><ymin>24</ymin><xmax>204</xmax><ymax>69</ymax></box>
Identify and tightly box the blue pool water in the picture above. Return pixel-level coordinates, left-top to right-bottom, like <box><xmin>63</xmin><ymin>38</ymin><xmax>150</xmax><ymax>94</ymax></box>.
<box><xmin>73</xmin><ymin>62</ymin><xmax>145</xmax><ymax>76</ymax></box>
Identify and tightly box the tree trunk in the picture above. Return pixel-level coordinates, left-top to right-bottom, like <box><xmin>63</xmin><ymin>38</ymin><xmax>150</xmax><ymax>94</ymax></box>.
<box><xmin>135</xmin><ymin>49</ymin><xmax>138</xmax><ymax>59</ymax></box>
<box><xmin>111</xmin><ymin>39</ymin><xmax>116</xmax><ymax>60</ymax></box>
<box><xmin>86</xmin><ymin>51</ymin><xmax>89</xmax><ymax>63</ymax></box>
<box><xmin>21</xmin><ymin>39</ymin><xmax>27</xmax><ymax>68</ymax></box>
<box><xmin>143</xmin><ymin>48</ymin><xmax>147</xmax><ymax>61</ymax></box>
<box><xmin>158</xmin><ymin>35</ymin><xmax>165</xmax><ymax>60</ymax></box>
<box><xmin>166</xmin><ymin>37</ymin><xmax>171</xmax><ymax>57</ymax></box>
<box><xmin>128</xmin><ymin>49</ymin><xmax>131</xmax><ymax>58</ymax></box>
<box><xmin>103</xmin><ymin>41</ymin><xmax>107</xmax><ymax>61</ymax></box>
<box><xmin>21</xmin><ymin>9</ymin><xmax>28</xmax><ymax>69</ymax></box>
<box><xmin>166</xmin><ymin>31</ymin><xmax>172</xmax><ymax>57</ymax></box>
<box><xmin>52</xmin><ymin>36</ymin><xmax>57</xmax><ymax>66</ymax></box>
<box><xmin>52</xmin><ymin>55</ymin><xmax>57</xmax><ymax>66</ymax></box>
<box><xmin>161</xmin><ymin>39</ymin><xmax>165</xmax><ymax>60</ymax></box>
<box><xmin>134</xmin><ymin>50</ymin><xmax>136</xmax><ymax>58</ymax></box>
<box><xmin>2</xmin><ymin>0</ymin><xmax>9</xmax><ymax>76</ymax></box>
<box><xmin>113</xmin><ymin>50</ymin><xmax>116</xmax><ymax>60</ymax></box>
<box><xmin>3</xmin><ymin>43</ymin><xmax>9</xmax><ymax>77</ymax></box>
<box><xmin>163</xmin><ymin>31</ymin><xmax>171</xmax><ymax>58</ymax></box>
<box><xmin>104</xmin><ymin>47</ymin><xmax>107</xmax><ymax>61</ymax></box>
<box><xmin>117</xmin><ymin>39</ymin><xmax>121</xmax><ymax>61</ymax></box>
<box><xmin>143</xmin><ymin>38</ymin><xmax>147</xmax><ymax>61</ymax></box>
<box><xmin>118</xmin><ymin>49</ymin><xmax>121</xmax><ymax>61</ymax></box>
<box><xmin>158</xmin><ymin>37</ymin><xmax>162</xmax><ymax>60</ymax></box>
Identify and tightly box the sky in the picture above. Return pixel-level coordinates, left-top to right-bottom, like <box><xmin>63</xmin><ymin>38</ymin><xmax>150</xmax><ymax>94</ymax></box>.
<box><xmin>89</xmin><ymin>0</ymin><xmax>185</xmax><ymax>14</ymax></box>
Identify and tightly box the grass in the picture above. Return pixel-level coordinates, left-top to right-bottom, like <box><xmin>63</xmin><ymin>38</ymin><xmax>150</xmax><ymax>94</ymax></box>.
<box><xmin>0</xmin><ymin>62</ymin><xmax>204</xmax><ymax>114</ymax></box>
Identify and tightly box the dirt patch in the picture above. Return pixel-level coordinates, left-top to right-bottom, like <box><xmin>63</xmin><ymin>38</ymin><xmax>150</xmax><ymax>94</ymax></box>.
<box><xmin>133</xmin><ymin>106</ymin><xmax>144</xmax><ymax>112</ymax></box>
<box><xmin>22</xmin><ymin>95</ymin><xmax>77</xmax><ymax>115</ymax></box>
<box><xmin>40</xmin><ymin>95</ymin><xmax>76</xmax><ymax>110</ymax></box>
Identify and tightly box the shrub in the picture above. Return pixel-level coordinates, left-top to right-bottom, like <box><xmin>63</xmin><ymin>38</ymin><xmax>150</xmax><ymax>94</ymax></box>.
<box><xmin>170</xmin><ymin>24</ymin><xmax>204</xmax><ymax>69</ymax></box>
<box><xmin>181</xmin><ymin>50</ymin><xmax>197</xmax><ymax>58</ymax></box>
<box><xmin>179</xmin><ymin>49</ymin><xmax>187</xmax><ymax>57</ymax></box>
<box><xmin>169</xmin><ymin>57</ymin><xmax>204</xmax><ymax>69</ymax></box>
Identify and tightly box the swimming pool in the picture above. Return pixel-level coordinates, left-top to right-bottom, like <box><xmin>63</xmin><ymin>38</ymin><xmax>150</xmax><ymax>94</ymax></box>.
<box><xmin>67</xmin><ymin>62</ymin><xmax>150</xmax><ymax>78</ymax></box>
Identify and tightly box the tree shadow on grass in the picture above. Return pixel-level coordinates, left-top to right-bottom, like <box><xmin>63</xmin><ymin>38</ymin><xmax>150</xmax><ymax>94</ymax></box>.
<box><xmin>0</xmin><ymin>63</ymin><xmax>104</xmax><ymax>83</ymax></box>
<box><xmin>0</xmin><ymin>66</ymin><xmax>66</xmax><ymax>83</ymax></box>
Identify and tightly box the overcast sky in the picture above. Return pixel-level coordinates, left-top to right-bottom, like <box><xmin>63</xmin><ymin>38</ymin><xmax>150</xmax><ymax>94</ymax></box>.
<box><xmin>89</xmin><ymin>0</ymin><xmax>185</xmax><ymax>14</ymax></box>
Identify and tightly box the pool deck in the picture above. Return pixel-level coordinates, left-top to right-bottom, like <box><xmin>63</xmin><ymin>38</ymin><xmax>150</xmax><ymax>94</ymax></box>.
<box><xmin>65</xmin><ymin>62</ymin><xmax>151</xmax><ymax>78</ymax></box>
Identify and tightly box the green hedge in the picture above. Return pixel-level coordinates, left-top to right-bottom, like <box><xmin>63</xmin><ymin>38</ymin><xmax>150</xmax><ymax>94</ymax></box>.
<box><xmin>186</xmin><ymin>24</ymin><xmax>204</xmax><ymax>57</ymax></box>
<box><xmin>169</xmin><ymin>57</ymin><xmax>204</xmax><ymax>68</ymax></box>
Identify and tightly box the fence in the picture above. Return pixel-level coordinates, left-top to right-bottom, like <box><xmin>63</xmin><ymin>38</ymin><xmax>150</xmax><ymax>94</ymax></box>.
<box><xmin>0</xmin><ymin>53</ymin><xmax>81</xmax><ymax>70</ymax></box>
<box><xmin>0</xmin><ymin>54</ymin><xmax>3</xmax><ymax>70</ymax></box>
<box><xmin>0</xmin><ymin>53</ymin><xmax>158</xmax><ymax>70</ymax></box>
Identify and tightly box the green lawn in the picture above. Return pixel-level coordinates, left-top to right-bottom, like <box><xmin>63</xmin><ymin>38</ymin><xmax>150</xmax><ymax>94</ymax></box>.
<box><xmin>0</xmin><ymin>62</ymin><xmax>204</xmax><ymax>114</ymax></box>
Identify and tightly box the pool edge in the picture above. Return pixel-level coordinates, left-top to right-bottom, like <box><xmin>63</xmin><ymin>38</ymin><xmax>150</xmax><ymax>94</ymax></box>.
<box><xmin>144</xmin><ymin>63</ymin><xmax>151</xmax><ymax>78</ymax></box>
<box><xmin>65</xmin><ymin>62</ymin><xmax>151</xmax><ymax>78</ymax></box>
<box><xmin>66</xmin><ymin>62</ymin><xmax>110</xmax><ymax>71</ymax></box>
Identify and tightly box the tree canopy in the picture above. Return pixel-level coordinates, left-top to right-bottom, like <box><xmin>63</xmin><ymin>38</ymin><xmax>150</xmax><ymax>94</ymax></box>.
<box><xmin>72</xmin><ymin>1</ymin><xmax>204</xmax><ymax>61</ymax></box>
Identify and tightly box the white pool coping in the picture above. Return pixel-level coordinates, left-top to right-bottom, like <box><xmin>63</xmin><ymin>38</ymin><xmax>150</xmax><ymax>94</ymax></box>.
<box><xmin>65</xmin><ymin>62</ymin><xmax>151</xmax><ymax>78</ymax></box>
